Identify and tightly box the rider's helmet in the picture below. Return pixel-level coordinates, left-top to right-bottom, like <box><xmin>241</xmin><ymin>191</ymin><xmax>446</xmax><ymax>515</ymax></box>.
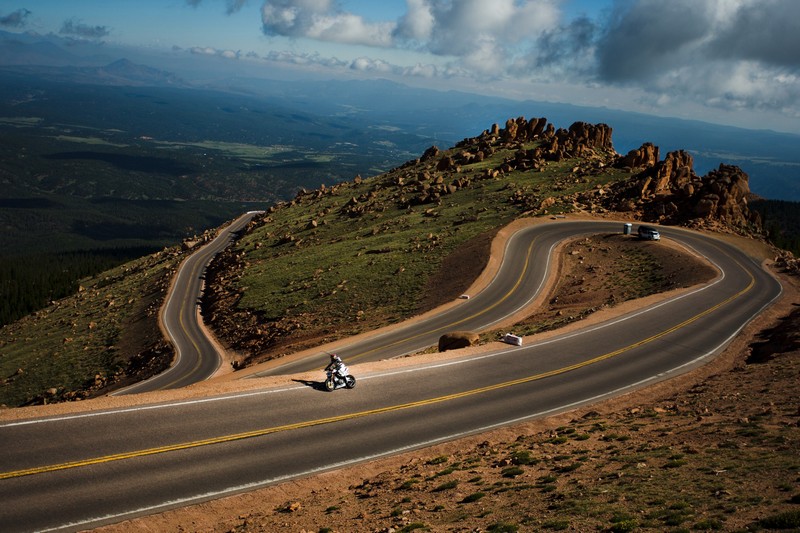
<box><xmin>330</xmin><ymin>353</ymin><xmax>338</xmax><ymax>360</ymax></box>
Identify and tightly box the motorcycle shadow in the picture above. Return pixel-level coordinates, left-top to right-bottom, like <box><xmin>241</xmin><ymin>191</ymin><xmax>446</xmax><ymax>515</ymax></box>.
<box><xmin>292</xmin><ymin>378</ymin><xmax>328</xmax><ymax>392</ymax></box>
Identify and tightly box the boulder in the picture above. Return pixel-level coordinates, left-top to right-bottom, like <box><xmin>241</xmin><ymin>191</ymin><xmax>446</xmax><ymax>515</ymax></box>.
<box><xmin>438</xmin><ymin>331</ymin><xmax>480</xmax><ymax>352</ymax></box>
<box><xmin>616</xmin><ymin>142</ymin><xmax>659</xmax><ymax>169</ymax></box>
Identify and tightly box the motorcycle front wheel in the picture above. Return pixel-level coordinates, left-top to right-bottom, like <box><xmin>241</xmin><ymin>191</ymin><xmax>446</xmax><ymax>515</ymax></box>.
<box><xmin>324</xmin><ymin>379</ymin><xmax>335</xmax><ymax>392</ymax></box>
<box><xmin>345</xmin><ymin>375</ymin><xmax>356</xmax><ymax>389</ymax></box>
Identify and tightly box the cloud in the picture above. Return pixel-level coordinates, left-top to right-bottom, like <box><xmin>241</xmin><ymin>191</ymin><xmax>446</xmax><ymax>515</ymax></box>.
<box><xmin>707</xmin><ymin>0</ymin><xmax>800</xmax><ymax>69</ymax></box>
<box><xmin>393</xmin><ymin>0</ymin><xmax>434</xmax><ymax>43</ymax></box>
<box><xmin>60</xmin><ymin>19</ymin><xmax>111</xmax><ymax>39</ymax></box>
<box><xmin>0</xmin><ymin>8</ymin><xmax>31</xmax><ymax>28</ymax></box>
<box><xmin>261</xmin><ymin>0</ymin><xmax>395</xmax><ymax>47</ymax></box>
<box><xmin>185</xmin><ymin>0</ymin><xmax>797</xmax><ymax>121</ymax></box>
<box><xmin>190</xmin><ymin>46</ymin><xmax>242</xmax><ymax>59</ymax></box>
<box><xmin>187</xmin><ymin>0</ymin><xmax>249</xmax><ymax>15</ymax></box>
<box><xmin>593</xmin><ymin>0</ymin><xmax>800</xmax><ymax>115</ymax></box>
<box><xmin>256</xmin><ymin>0</ymin><xmax>558</xmax><ymax>75</ymax></box>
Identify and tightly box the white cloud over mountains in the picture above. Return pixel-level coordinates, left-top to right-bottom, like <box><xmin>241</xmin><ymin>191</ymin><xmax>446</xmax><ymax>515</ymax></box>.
<box><xmin>3</xmin><ymin>0</ymin><xmax>793</xmax><ymax>128</ymax></box>
<box><xmin>248</xmin><ymin>0</ymin><xmax>800</xmax><ymax>119</ymax></box>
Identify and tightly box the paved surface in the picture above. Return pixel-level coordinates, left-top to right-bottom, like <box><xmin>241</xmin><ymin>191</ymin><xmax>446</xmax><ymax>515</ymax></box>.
<box><xmin>0</xmin><ymin>220</ymin><xmax>782</xmax><ymax>532</ymax></box>
<box><xmin>114</xmin><ymin>211</ymin><xmax>261</xmax><ymax>395</ymax></box>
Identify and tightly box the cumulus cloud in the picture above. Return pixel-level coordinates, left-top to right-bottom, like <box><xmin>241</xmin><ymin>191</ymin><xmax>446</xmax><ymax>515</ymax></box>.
<box><xmin>60</xmin><ymin>19</ymin><xmax>111</xmax><ymax>39</ymax></box>
<box><xmin>707</xmin><ymin>0</ymin><xmax>800</xmax><ymax>69</ymax></box>
<box><xmin>594</xmin><ymin>0</ymin><xmax>800</xmax><ymax>114</ymax></box>
<box><xmin>393</xmin><ymin>0</ymin><xmax>434</xmax><ymax>43</ymax></box>
<box><xmin>0</xmin><ymin>8</ymin><xmax>31</xmax><ymax>28</ymax></box>
<box><xmin>189</xmin><ymin>0</ymin><xmax>798</xmax><ymax>120</ymax></box>
<box><xmin>261</xmin><ymin>0</ymin><xmax>395</xmax><ymax>47</ymax></box>
<box><xmin>190</xmin><ymin>45</ymin><xmax>242</xmax><ymax>59</ymax></box>
<box><xmin>260</xmin><ymin>0</ymin><xmax>559</xmax><ymax>63</ymax></box>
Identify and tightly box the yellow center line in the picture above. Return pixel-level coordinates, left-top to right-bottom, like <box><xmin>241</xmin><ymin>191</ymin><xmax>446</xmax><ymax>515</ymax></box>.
<box><xmin>0</xmin><ymin>271</ymin><xmax>753</xmax><ymax>482</ymax></box>
<box><xmin>350</xmin><ymin>236</ymin><xmax>538</xmax><ymax>362</ymax></box>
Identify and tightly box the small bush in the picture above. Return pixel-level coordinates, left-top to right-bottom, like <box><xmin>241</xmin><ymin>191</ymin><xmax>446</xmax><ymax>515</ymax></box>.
<box><xmin>510</xmin><ymin>450</ymin><xmax>537</xmax><ymax>465</ymax></box>
<box><xmin>693</xmin><ymin>518</ymin><xmax>723</xmax><ymax>530</ymax></box>
<box><xmin>663</xmin><ymin>459</ymin><xmax>688</xmax><ymax>468</ymax></box>
<box><xmin>398</xmin><ymin>523</ymin><xmax>428</xmax><ymax>532</ymax></box>
<box><xmin>431</xmin><ymin>480</ymin><xmax>458</xmax><ymax>492</ymax></box>
<box><xmin>461</xmin><ymin>492</ymin><xmax>486</xmax><ymax>503</ymax></box>
<box><xmin>501</xmin><ymin>466</ymin><xmax>524</xmax><ymax>478</ymax></box>
<box><xmin>399</xmin><ymin>478</ymin><xmax>420</xmax><ymax>490</ymax></box>
<box><xmin>487</xmin><ymin>522</ymin><xmax>518</xmax><ymax>532</ymax></box>
<box><xmin>758</xmin><ymin>509</ymin><xmax>800</xmax><ymax>529</ymax></box>
<box><xmin>608</xmin><ymin>520</ymin><xmax>637</xmax><ymax>532</ymax></box>
<box><xmin>427</xmin><ymin>456</ymin><xmax>448</xmax><ymax>465</ymax></box>
<box><xmin>557</xmin><ymin>462</ymin><xmax>581</xmax><ymax>473</ymax></box>
<box><xmin>542</xmin><ymin>519</ymin><xmax>570</xmax><ymax>530</ymax></box>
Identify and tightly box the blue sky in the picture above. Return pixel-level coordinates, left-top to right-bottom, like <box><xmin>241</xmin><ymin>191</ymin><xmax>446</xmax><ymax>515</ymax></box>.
<box><xmin>1</xmin><ymin>0</ymin><xmax>799</xmax><ymax>134</ymax></box>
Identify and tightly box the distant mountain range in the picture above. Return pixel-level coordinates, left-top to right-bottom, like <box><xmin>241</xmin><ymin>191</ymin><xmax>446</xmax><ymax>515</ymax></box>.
<box><xmin>1</xmin><ymin>28</ymin><xmax>799</xmax><ymax>203</ymax></box>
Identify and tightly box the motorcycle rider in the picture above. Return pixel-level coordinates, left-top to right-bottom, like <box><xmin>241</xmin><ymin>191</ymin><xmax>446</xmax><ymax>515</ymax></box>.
<box><xmin>325</xmin><ymin>353</ymin><xmax>345</xmax><ymax>381</ymax></box>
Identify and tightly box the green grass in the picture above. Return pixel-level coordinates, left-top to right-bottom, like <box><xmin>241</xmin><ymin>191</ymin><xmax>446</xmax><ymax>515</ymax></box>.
<box><xmin>432</xmin><ymin>480</ymin><xmax>459</xmax><ymax>492</ymax></box>
<box><xmin>0</xmin><ymin>247</ymin><xmax>182</xmax><ymax>406</ymax></box>
<box><xmin>1</xmin><ymin>129</ymin><xmax>632</xmax><ymax>405</ymax></box>
<box><xmin>227</xmin><ymin>143</ymin><xmax>631</xmax><ymax>340</ymax></box>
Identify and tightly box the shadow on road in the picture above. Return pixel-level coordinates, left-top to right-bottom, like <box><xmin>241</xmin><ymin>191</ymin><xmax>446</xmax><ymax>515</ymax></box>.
<box><xmin>292</xmin><ymin>378</ymin><xmax>328</xmax><ymax>392</ymax></box>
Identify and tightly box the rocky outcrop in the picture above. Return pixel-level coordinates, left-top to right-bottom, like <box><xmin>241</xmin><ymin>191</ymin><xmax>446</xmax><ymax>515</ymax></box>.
<box><xmin>616</xmin><ymin>142</ymin><xmax>659</xmax><ymax>169</ymax></box>
<box><xmin>201</xmin><ymin>115</ymin><xmax>765</xmax><ymax>370</ymax></box>
<box><xmin>584</xmin><ymin>146</ymin><xmax>761</xmax><ymax>233</ymax></box>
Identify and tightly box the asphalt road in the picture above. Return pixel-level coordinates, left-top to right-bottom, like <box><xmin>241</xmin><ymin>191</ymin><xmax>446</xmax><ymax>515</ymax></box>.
<box><xmin>0</xmin><ymin>221</ymin><xmax>782</xmax><ymax>532</ymax></box>
<box><xmin>114</xmin><ymin>211</ymin><xmax>262</xmax><ymax>395</ymax></box>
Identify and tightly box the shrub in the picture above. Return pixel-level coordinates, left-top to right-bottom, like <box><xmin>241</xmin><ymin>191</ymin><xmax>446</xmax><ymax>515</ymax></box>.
<box><xmin>663</xmin><ymin>459</ymin><xmax>688</xmax><ymax>468</ymax></box>
<box><xmin>501</xmin><ymin>466</ymin><xmax>525</xmax><ymax>478</ymax></box>
<box><xmin>557</xmin><ymin>462</ymin><xmax>581</xmax><ymax>473</ymax></box>
<box><xmin>510</xmin><ymin>450</ymin><xmax>537</xmax><ymax>465</ymax></box>
<box><xmin>758</xmin><ymin>510</ymin><xmax>800</xmax><ymax>529</ymax></box>
<box><xmin>487</xmin><ymin>522</ymin><xmax>518</xmax><ymax>532</ymax></box>
<box><xmin>431</xmin><ymin>480</ymin><xmax>458</xmax><ymax>492</ymax></box>
<box><xmin>461</xmin><ymin>492</ymin><xmax>486</xmax><ymax>503</ymax></box>
<box><xmin>693</xmin><ymin>518</ymin><xmax>723</xmax><ymax>530</ymax></box>
<box><xmin>399</xmin><ymin>478</ymin><xmax>420</xmax><ymax>490</ymax></box>
<box><xmin>542</xmin><ymin>519</ymin><xmax>570</xmax><ymax>530</ymax></box>
<box><xmin>398</xmin><ymin>523</ymin><xmax>428</xmax><ymax>532</ymax></box>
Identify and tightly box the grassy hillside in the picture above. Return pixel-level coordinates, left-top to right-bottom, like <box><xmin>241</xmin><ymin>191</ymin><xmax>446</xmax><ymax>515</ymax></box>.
<box><xmin>3</xmin><ymin>116</ymin><xmax>789</xmax><ymax>407</ymax></box>
<box><xmin>203</xmin><ymin>124</ymin><xmax>633</xmax><ymax>363</ymax></box>
<box><xmin>1</xmin><ymin>118</ymin><xmax>634</xmax><ymax>406</ymax></box>
<box><xmin>0</xmin><ymin>72</ymin><xmax>435</xmax><ymax>326</ymax></box>
<box><xmin>0</xmin><ymin>243</ymin><xmax>184</xmax><ymax>406</ymax></box>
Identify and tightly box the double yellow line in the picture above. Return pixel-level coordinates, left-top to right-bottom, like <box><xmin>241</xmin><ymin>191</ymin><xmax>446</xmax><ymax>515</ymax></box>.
<box><xmin>1</xmin><ymin>268</ymin><xmax>752</xmax><ymax>481</ymax></box>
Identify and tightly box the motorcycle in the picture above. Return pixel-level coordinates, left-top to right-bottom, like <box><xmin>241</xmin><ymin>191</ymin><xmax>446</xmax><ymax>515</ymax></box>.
<box><xmin>324</xmin><ymin>363</ymin><xmax>356</xmax><ymax>391</ymax></box>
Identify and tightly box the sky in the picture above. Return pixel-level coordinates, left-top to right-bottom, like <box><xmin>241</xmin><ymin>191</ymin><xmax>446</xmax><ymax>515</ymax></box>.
<box><xmin>1</xmin><ymin>0</ymin><xmax>799</xmax><ymax>134</ymax></box>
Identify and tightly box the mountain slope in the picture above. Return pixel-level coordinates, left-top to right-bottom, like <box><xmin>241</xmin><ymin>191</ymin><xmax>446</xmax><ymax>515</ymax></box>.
<box><xmin>0</xmin><ymin>116</ymin><xmax>769</xmax><ymax>406</ymax></box>
<box><xmin>201</xmin><ymin>117</ymin><xmax>764</xmax><ymax>369</ymax></box>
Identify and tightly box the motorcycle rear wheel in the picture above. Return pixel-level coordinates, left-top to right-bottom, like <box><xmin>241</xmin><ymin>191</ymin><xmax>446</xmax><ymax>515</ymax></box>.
<box><xmin>345</xmin><ymin>375</ymin><xmax>356</xmax><ymax>389</ymax></box>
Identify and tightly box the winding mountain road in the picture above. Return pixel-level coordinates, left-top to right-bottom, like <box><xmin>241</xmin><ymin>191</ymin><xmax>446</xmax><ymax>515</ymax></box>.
<box><xmin>0</xmin><ymin>220</ymin><xmax>782</xmax><ymax>533</ymax></box>
<box><xmin>114</xmin><ymin>211</ymin><xmax>262</xmax><ymax>395</ymax></box>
